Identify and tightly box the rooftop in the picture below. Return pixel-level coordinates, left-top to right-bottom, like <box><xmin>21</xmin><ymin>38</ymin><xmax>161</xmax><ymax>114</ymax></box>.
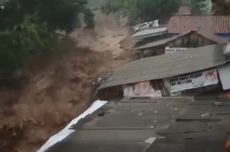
<box><xmin>132</xmin><ymin>27</ymin><xmax>168</xmax><ymax>40</ymax></box>
<box><xmin>45</xmin><ymin>98</ymin><xmax>230</xmax><ymax>152</ymax></box>
<box><xmin>134</xmin><ymin>37</ymin><xmax>174</xmax><ymax>50</ymax></box>
<box><xmin>168</xmin><ymin>16</ymin><xmax>230</xmax><ymax>34</ymax></box>
<box><xmin>100</xmin><ymin>45</ymin><xmax>229</xmax><ymax>89</ymax></box>
<box><xmin>134</xmin><ymin>31</ymin><xmax>227</xmax><ymax>50</ymax></box>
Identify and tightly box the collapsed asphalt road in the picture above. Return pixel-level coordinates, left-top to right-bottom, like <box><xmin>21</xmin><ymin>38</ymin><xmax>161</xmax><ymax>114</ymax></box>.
<box><xmin>44</xmin><ymin>97</ymin><xmax>230</xmax><ymax>152</ymax></box>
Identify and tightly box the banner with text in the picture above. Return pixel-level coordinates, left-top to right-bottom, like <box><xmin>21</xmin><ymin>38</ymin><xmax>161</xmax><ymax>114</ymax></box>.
<box><xmin>165</xmin><ymin>69</ymin><xmax>218</xmax><ymax>93</ymax></box>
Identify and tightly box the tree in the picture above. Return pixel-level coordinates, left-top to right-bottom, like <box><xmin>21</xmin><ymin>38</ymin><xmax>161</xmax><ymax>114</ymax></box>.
<box><xmin>0</xmin><ymin>15</ymin><xmax>56</xmax><ymax>74</ymax></box>
<box><xmin>137</xmin><ymin>0</ymin><xmax>180</xmax><ymax>21</ymax></box>
<box><xmin>0</xmin><ymin>0</ymin><xmax>94</xmax><ymax>32</ymax></box>
<box><xmin>83</xmin><ymin>7</ymin><xmax>95</xmax><ymax>29</ymax></box>
<box><xmin>102</xmin><ymin>0</ymin><xmax>181</xmax><ymax>24</ymax></box>
<box><xmin>0</xmin><ymin>0</ymin><xmax>94</xmax><ymax>77</ymax></box>
<box><xmin>212</xmin><ymin>0</ymin><xmax>230</xmax><ymax>14</ymax></box>
<box><xmin>190</xmin><ymin>0</ymin><xmax>213</xmax><ymax>14</ymax></box>
<box><xmin>191</xmin><ymin>0</ymin><xmax>230</xmax><ymax>15</ymax></box>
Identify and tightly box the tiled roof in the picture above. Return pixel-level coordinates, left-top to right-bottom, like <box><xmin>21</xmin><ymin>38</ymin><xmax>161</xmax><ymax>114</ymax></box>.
<box><xmin>168</xmin><ymin>16</ymin><xmax>230</xmax><ymax>34</ymax></box>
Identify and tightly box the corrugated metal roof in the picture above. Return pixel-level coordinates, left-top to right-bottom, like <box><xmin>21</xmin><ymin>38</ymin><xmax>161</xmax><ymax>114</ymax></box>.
<box><xmin>168</xmin><ymin>16</ymin><xmax>230</xmax><ymax>34</ymax></box>
<box><xmin>134</xmin><ymin>37</ymin><xmax>173</xmax><ymax>50</ymax></box>
<box><xmin>132</xmin><ymin>27</ymin><xmax>168</xmax><ymax>40</ymax></box>
<box><xmin>133</xmin><ymin>31</ymin><xmax>195</xmax><ymax>50</ymax></box>
<box><xmin>198</xmin><ymin>31</ymin><xmax>227</xmax><ymax>43</ymax></box>
<box><xmin>134</xmin><ymin>31</ymin><xmax>227</xmax><ymax>51</ymax></box>
<box><xmin>100</xmin><ymin>45</ymin><xmax>229</xmax><ymax>89</ymax></box>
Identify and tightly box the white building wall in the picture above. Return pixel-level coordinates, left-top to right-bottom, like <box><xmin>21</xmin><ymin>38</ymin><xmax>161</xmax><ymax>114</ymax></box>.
<box><xmin>219</xmin><ymin>64</ymin><xmax>230</xmax><ymax>90</ymax></box>
<box><xmin>123</xmin><ymin>81</ymin><xmax>162</xmax><ymax>98</ymax></box>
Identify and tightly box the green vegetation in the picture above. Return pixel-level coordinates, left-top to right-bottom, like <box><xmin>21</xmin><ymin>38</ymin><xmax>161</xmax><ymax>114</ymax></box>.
<box><xmin>190</xmin><ymin>0</ymin><xmax>206</xmax><ymax>14</ymax></box>
<box><xmin>87</xmin><ymin>0</ymin><xmax>106</xmax><ymax>10</ymax></box>
<box><xmin>102</xmin><ymin>0</ymin><xmax>181</xmax><ymax>24</ymax></box>
<box><xmin>189</xmin><ymin>0</ymin><xmax>230</xmax><ymax>15</ymax></box>
<box><xmin>190</xmin><ymin>0</ymin><xmax>212</xmax><ymax>14</ymax></box>
<box><xmin>0</xmin><ymin>0</ymin><xmax>94</xmax><ymax>77</ymax></box>
<box><xmin>212</xmin><ymin>0</ymin><xmax>230</xmax><ymax>14</ymax></box>
<box><xmin>0</xmin><ymin>16</ymin><xmax>56</xmax><ymax>73</ymax></box>
<box><xmin>0</xmin><ymin>0</ymin><xmax>94</xmax><ymax>32</ymax></box>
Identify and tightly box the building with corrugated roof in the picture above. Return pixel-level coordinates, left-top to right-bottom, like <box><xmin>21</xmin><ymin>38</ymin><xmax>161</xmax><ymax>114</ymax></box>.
<box><xmin>168</xmin><ymin>15</ymin><xmax>230</xmax><ymax>40</ymax></box>
<box><xmin>134</xmin><ymin>30</ymin><xmax>227</xmax><ymax>57</ymax></box>
<box><xmin>99</xmin><ymin>45</ymin><xmax>230</xmax><ymax>98</ymax></box>
<box><xmin>133</xmin><ymin>6</ymin><xmax>230</xmax><ymax>58</ymax></box>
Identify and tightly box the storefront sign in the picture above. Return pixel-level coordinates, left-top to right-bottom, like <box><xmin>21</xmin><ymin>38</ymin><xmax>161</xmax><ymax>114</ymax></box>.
<box><xmin>165</xmin><ymin>69</ymin><xmax>218</xmax><ymax>93</ymax></box>
<box><xmin>165</xmin><ymin>47</ymin><xmax>188</xmax><ymax>54</ymax></box>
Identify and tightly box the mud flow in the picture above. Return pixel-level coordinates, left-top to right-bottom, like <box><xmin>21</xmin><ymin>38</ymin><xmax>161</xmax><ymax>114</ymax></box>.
<box><xmin>0</xmin><ymin>13</ymin><xmax>135</xmax><ymax>152</ymax></box>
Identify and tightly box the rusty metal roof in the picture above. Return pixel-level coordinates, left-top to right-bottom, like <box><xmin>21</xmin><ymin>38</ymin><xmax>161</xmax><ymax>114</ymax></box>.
<box><xmin>100</xmin><ymin>45</ymin><xmax>229</xmax><ymax>89</ymax></box>
<box><xmin>168</xmin><ymin>16</ymin><xmax>230</xmax><ymax>34</ymax></box>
